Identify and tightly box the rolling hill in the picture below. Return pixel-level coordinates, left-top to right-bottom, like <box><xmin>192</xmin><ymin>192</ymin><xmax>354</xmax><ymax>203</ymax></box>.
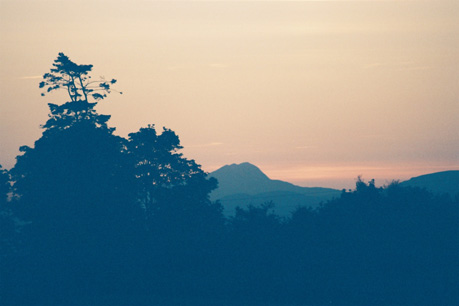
<box><xmin>209</xmin><ymin>162</ymin><xmax>341</xmax><ymax>216</ymax></box>
<box><xmin>400</xmin><ymin>170</ymin><xmax>459</xmax><ymax>196</ymax></box>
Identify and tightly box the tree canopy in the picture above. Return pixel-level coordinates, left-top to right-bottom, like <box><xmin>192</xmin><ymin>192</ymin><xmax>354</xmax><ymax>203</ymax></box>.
<box><xmin>11</xmin><ymin>52</ymin><xmax>220</xmax><ymax>246</ymax></box>
<box><xmin>39</xmin><ymin>52</ymin><xmax>120</xmax><ymax>103</ymax></box>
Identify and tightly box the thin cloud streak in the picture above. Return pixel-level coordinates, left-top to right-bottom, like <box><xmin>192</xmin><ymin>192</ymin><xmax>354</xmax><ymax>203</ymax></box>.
<box><xmin>363</xmin><ymin>61</ymin><xmax>433</xmax><ymax>71</ymax></box>
<box><xmin>209</xmin><ymin>63</ymin><xmax>230</xmax><ymax>69</ymax></box>
<box><xmin>185</xmin><ymin>142</ymin><xmax>224</xmax><ymax>148</ymax></box>
<box><xmin>295</xmin><ymin>145</ymin><xmax>319</xmax><ymax>150</ymax></box>
<box><xmin>18</xmin><ymin>76</ymin><xmax>42</xmax><ymax>80</ymax></box>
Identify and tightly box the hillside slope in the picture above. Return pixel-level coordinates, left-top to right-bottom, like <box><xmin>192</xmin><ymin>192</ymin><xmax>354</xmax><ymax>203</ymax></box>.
<box><xmin>400</xmin><ymin>170</ymin><xmax>459</xmax><ymax>196</ymax></box>
<box><xmin>209</xmin><ymin>162</ymin><xmax>340</xmax><ymax>215</ymax></box>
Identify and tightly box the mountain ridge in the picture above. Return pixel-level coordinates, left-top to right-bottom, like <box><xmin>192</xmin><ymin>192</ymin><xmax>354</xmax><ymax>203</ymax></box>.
<box><xmin>209</xmin><ymin>162</ymin><xmax>339</xmax><ymax>199</ymax></box>
<box><xmin>209</xmin><ymin>163</ymin><xmax>459</xmax><ymax>216</ymax></box>
<box><xmin>400</xmin><ymin>170</ymin><xmax>459</xmax><ymax>196</ymax></box>
<box><xmin>209</xmin><ymin>162</ymin><xmax>341</xmax><ymax>215</ymax></box>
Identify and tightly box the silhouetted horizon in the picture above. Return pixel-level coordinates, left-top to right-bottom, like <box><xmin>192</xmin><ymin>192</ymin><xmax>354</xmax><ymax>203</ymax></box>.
<box><xmin>1</xmin><ymin>51</ymin><xmax>458</xmax><ymax>305</ymax></box>
<box><xmin>2</xmin><ymin>1</ymin><xmax>458</xmax><ymax>186</ymax></box>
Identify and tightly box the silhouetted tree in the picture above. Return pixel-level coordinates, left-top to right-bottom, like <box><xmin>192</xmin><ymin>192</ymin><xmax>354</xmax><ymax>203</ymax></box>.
<box><xmin>8</xmin><ymin>54</ymin><xmax>140</xmax><ymax>304</ymax></box>
<box><xmin>7</xmin><ymin>54</ymin><xmax>226</xmax><ymax>304</ymax></box>
<box><xmin>301</xmin><ymin>179</ymin><xmax>459</xmax><ymax>305</ymax></box>
<box><xmin>0</xmin><ymin>165</ymin><xmax>15</xmax><ymax>258</ymax></box>
<box><xmin>12</xmin><ymin>53</ymin><xmax>137</xmax><ymax>229</ymax></box>
<box><xmin>224</xmin><ymin>202</ymin><xmax>286</xmax><ymax>299</ymax></box>
<box><xmin>39</xmin><ymin>52</ymin><xmax>120</xmax><ymax>103</ymax></box>
<box><xmin>0</xmin><ymin>166</ymin><xmax>25</xmax><ymax>305</ymax></box>
<box><xmin>126</xmin><ymin>124</ymin><xmax>226</xmax><ymax>298</ymax></box>
<box><xmin>0</xmin><ymin>165</ymin><xmax>9</xmax><ymax>203</ymax></box>
<box><xmin>127</xmin><ymin>124</ymin><xmax>216</xmax><ymax>212</ymax></box>
<box><xmin>38</xmin><ymin>53</ymin><xmax>120</xmax><ymax>132</ymax></box>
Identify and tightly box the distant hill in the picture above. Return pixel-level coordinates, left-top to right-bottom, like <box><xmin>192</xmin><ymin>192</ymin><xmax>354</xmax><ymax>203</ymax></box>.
<box><xmin>400</xmin><ymin>170</ymin><xmax>459</xmax><ymax>197</ymax></box>
<box><xmin>209</xmin><ymin>162</ymin><xmax>341</xmax><ymax>216</ymax></box>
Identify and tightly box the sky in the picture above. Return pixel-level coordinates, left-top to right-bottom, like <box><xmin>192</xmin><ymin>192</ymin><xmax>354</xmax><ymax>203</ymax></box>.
<box><xmin>1</xmin><ymin>0</ymin><xmax>458</xmax><ymax>189</ymax></box>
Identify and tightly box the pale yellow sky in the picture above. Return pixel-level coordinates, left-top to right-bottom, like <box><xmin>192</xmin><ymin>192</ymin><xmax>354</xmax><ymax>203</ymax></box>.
<box><xmin>1</xmin><ymin>0</ymin><xmax>458</xmax><ymax>188</ymax></box>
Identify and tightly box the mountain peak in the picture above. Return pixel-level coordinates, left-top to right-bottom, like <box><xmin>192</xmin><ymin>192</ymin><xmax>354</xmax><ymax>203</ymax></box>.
<box><xmin>212</xmin><ymin>162</ymin><xmax>270</xmax><ymax>182</ymax></box>
<box><xmin>209</xmin><ymin>162</ymin><xmax>340</xmax><ymax>215</ymax></box>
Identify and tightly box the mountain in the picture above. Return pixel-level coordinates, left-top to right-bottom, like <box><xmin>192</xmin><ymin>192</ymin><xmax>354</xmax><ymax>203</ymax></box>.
<box><xmin>400</xmin><ymin>170</ymin><xmax>459</xmax><ymax>196</ymax></box>
<box><xmin>209</xmin><ymin>162</ymin><xmax>341</xmax><ymax>216</ymax></box>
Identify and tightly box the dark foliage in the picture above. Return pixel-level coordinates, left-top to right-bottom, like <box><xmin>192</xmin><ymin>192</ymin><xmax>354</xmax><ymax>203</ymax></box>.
<box><xmin>1</xmin><ymin>54</ymin><xmax>458</xmax><ymax>305</ymax></box>
<box><xmin>39</xmin><ymin>52</ymin><xmax>120</xmax><ymax>103</ymax></box>
<box><xmin>0</xmin><ymin>165</ymin><xmax>17</xmax><ymax>260</ymax></box>
<box><xmin>0</xmin><ymin>165</ymin><xmax>9</xmax><ymax>205</ymax></box>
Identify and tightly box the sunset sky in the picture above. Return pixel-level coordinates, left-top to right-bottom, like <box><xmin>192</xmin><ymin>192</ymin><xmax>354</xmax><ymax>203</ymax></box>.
<box><xmin>1</xmin><ymin>0</ymin><xmax>458</xmax><ymax>189</ymax></box>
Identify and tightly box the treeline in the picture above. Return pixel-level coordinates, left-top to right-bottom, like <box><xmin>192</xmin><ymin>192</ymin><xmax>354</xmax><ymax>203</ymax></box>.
<box><xmin>1</xmin><ymin>54</ymin><xmax>458</xmax><ymax>305</ymax></box>
<box><xmin>2</xmin><ymin>173</ymin><xmax>458</xmax><ymax>306</ymax></box>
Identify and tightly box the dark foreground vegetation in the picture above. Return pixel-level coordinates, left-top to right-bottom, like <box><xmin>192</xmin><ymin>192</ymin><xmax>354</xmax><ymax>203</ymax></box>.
<box><xmin>1</xmin><ymin>54</ymin><xmax>458</xmax><ymax>305</ymax></box>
